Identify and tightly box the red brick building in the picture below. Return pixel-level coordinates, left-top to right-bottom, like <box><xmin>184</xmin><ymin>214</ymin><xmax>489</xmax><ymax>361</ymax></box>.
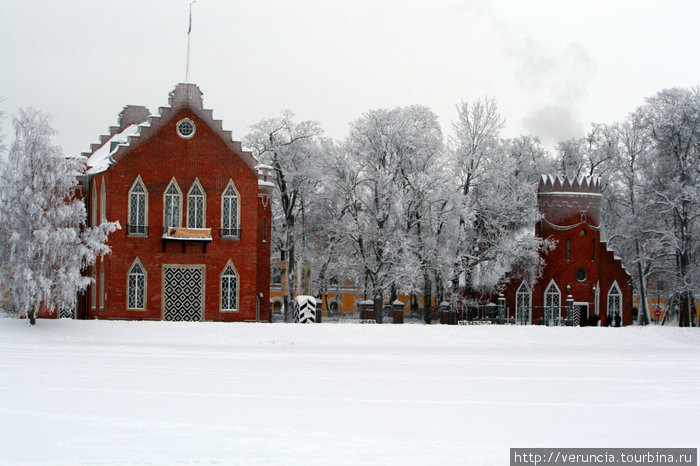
<box><xmin>75</xmin><ymin>83</ymin><xmax>272</xmax><ymax>322</ymax></box>
<box><xmin>503</xmin><ymin>175</ymin><xmax>633</xmax><ymax>326</ymax></box>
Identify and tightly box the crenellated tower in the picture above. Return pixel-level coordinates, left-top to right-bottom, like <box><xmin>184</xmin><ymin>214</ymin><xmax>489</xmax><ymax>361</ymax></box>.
<box><xmin>537</xmin><ymin>174</ymin><xmax>602</xmax><ymax>228</ymax></box>
<box><xmin>503</xmin><ymin>174</ymin><xmax>633</xmax><ymax>327</ymax></box>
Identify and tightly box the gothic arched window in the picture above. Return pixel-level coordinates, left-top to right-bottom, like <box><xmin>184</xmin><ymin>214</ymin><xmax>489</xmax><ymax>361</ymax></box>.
<box><xmin>127</xmin><ymin>259</ymin><xmax>146</xmax><ymax>310</ymax></box>
<box><xmin>516</xmin><ymin>281</ymin><xmax>531</xmax><ymax>325</ymax></box>
<box><xmin>221</xmin><ymin>262</ymin><xmax>239</xmax><ymax>312</ymax></box>
<box><xmin>544</xmin><ymin>280</ymin><xmax>561</xmax><ymax>325</ymax></box>
<box><xmin>221</xmin><ymin>180</ymin><xmax>240</xmax><ymax>238</ymax></box>
<box><xmin>164</xmin><ymin>178</ymin><xmax>182</xmax><ymax>229</ymax></box>
<box><xmin>187</xmin><ymin>179</ymin><xmax>206</xmax><ymax>229</ymax></box>
<box><xmin>128</xmin><ymin>176</ymin><xmax>148</xmax><ymax>236</ymax></box>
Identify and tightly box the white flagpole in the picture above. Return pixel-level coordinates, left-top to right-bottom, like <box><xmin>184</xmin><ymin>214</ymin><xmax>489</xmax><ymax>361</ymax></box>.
<box><xmin>185</xmin><ymin>1</ymin><xmax>196</xmax><ymax>83</ymax></box>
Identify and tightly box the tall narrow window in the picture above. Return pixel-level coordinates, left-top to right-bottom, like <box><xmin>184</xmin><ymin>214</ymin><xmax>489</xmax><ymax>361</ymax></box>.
<box><xmin>221</xmin><ymin>180</ymin><xmax>240</xmax><ymax>238</ymax></box>
<box><xmin>91</xmin><ymin>181</ymin><xmax>97</xmax><ymax>227</ymax></box>
<box><xmin>164</xmin><ymin>178</ymin><xmax>182</xmax><ymax>230</ymax></box>
<box><xmin>221</xmin><ymin>262</ymin><xmax>239</xmax><ymax>311</ymax></box>
<box><xmin>91</xmin><ymin>267</ymin><xmax>96</xmax><ymax>309</ymax></box>
<box><xmin>99</xmin><ymin>262</ymin><xmax>105</xmax><ymax>310</ymax></box>
<box><xmin>566</xmin><ymin>239</ymin><xmax>571</xmax><ymax>261</ymax></box>
<box><xmin>127</xmin><ymin>259</ymin><xmax>146</xmax><ymax>310</ymax></box>
<box><xmin>100</xmin><ymin>179</ymin><xmax>106</xmax><ymax>223</ymax></box>
<box><xmin>128</xmin><ymin>177</ymin><xmax>148</xmax><ymax>236</ymax></box>
<box><xmin>262</xmin><ymin>217</ymin><xmax>267</xmax><ymax>242</ymax></box>
<box><xmin>591</xmin><ymin>239</ymin><xmax>595</xmax><ymax>262</ymax></box>
<box><xmin>187</xmin><ymin>179</ymin><xmax>206</xmax><ymax>228</ymax></box>
<box><xmin>544</xmin><ymin>281</ymin><xmax>561</xmax><ymax>325</ymax></box>
<box><xmin>516</xmin><ymin>281</ymin><xmax>531</xmax><ymax>325</ymax></box>
<box><xmin>607</xmin><ymin>282</ymin><xmax>621</xmax><ymax>317</ymax></box>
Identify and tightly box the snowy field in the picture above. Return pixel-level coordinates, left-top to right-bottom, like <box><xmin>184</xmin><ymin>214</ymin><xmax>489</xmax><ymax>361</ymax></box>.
<box><xmin>1</xmin><ymin>318</ymin><xmax>698</xmax><ymax>465</ymax></box>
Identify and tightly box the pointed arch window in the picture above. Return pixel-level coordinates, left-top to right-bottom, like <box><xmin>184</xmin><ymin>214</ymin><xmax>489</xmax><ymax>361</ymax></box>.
<box><xmin>187</xmin><ymin>179</ymin><xmax>206</xmax><ymax>228</ymax></box>
<box><xmin>607</xmin><ymin>282</ymin><xmax>622</xmax><ymax>318</ymax></box>
<box><xmin>128</xmin><ymin>177</ymin><xmax>148</xmax><ymax>236</ymax></box>
<box><xmin>127</xmin><ymin>259</ymin><xmax>146</xmax><ymax>310</ymax></box>
<box><xmin>164</xmin><ymin>178</ymin><xmax>182</xmax><ymax>230</ymax></box>
<box><xmin>544</xmin><ymin>281</ymin><xmax>561</xmax><ymax>325</ymax></box>
<box><xmin>516</xmin><ymin>281</ymin><xmax>531</xmax><ymax>325</ymax></box>
<box><xmin>221</xmin><ymin>262</ymin><xmax>239</xmax><ymax>312</ymax></box>
<box><xmin>221</xmin><ymin>180</ymin><xmax>240</xmax><ymax>239</ymax></box>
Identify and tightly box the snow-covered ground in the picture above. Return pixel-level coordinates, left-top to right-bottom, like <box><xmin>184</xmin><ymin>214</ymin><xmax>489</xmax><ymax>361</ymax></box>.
<box><xmin>1</xmin><ymin>318</ymin><xmax>698</xmax><ymax>465</ymax></box>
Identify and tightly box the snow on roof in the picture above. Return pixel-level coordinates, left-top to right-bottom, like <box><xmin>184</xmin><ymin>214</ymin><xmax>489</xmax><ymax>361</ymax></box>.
<box><xmin>86</xmin><ymin>124</ymin><xmax>142</xmax><ymax>175</ymax></box>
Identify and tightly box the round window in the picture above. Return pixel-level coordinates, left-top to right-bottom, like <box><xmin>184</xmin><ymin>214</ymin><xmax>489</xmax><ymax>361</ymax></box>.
<box><xmin>176</xmin><ymin>118</ymin><xmax>195</xmax><ymax>139</ymax></box>
<box><xmin>576</xmin><ymin>268</ymin><xmax>587</xmax><ymax>282</ymax></box>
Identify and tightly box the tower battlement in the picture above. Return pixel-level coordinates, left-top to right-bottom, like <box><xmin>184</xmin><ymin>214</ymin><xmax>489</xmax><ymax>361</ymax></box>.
<box><xmin>538</xmin><ymin>174</ymin><xmax>601</xmax><ymax>194</ymax></box>
<box><xmin>537</xmin><ymin>175</ymin><xmax>602</xmax><ymax>227</ymax></box>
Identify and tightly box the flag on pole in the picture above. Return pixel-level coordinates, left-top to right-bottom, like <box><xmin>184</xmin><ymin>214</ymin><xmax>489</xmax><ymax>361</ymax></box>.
<box><xmin>188</xmin><ymin>4</ymin><xmax>192</xmax><ymax>34</ymax></box>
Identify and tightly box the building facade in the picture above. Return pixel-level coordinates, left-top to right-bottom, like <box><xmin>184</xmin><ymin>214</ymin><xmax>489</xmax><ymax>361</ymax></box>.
<box><xmin>73</xmin><ymin>83</ymin><xmax>272</xmax><ymax>322</ymax></box>
<box><xmin>503</xmin><ymin>175</ymin><xmax>633</xmax><ymax>326</ymax></box>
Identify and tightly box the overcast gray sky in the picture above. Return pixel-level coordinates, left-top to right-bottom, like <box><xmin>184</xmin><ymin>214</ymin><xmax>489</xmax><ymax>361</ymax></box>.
<box><xmin>1</xmin><ymin>0</ymin><xmax>698</xmax><ymax>156</ymax></box>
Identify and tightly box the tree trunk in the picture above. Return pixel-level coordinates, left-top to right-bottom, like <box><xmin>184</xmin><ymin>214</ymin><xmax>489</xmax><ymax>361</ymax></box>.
<box><xmin>636</xmin><ymin>258</ymin><xmax>650</xmax><ymax>325</ymax></box>
<box><xmin>423</xmin><ymin>270</ymin><xmax>432</xmax><ymax>324</ymax></box>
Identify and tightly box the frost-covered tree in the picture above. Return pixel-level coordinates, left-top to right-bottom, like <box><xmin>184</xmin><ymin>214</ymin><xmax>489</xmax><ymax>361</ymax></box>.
<box><xmin>602</xmin><ymin>118</ymin><xmax>668</xmax><ymax>325</ymax></box>
<box><xmin>244</xmin><ymin>111</ymin><xmax>325</xmax><ymax>321</ymax></box>
<box><xmin>333</xmin><ymin>106</ymin><xmax>444</xmax><ymax>322</ymax></box>
<box><xmin>387</xmin><ymin>106</ymin><xmax>446</xmax><ymax>322</ymax></box>
<box><xmin>0</xmin><ymin>109</ymin><xmax>118</xmax><ymax>324</ymax></box>
<box><xmin>639</xmin><ymin>88</ymin><xmax>700</xmax><ymax>326</ymax></box>
<box><xmin>450</xmin><ymin>98</ymin><xmax>550</xmax><ymax>304</ymax></box>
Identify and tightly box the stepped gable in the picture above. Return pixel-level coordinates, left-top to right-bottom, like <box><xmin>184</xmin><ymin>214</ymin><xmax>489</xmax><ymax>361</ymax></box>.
<box><xmin>537</xmin><ymin>174</ymin><xmax>602</xmax><ymax>227</ymax></box>
<box><xmin>82</xmin><ymin>83</ymin><xmax>259</xmax><ymax>173</ymax></box>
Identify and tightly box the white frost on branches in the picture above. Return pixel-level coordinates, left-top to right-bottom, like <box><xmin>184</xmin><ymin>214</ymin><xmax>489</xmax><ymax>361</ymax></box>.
<box><xmin>0</xmin><ymin>109</ymin><xmax>119</xmax><ymax>323</ymax></box>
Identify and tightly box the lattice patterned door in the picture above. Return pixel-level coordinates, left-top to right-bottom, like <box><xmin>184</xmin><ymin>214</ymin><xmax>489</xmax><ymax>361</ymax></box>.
<box><xmin>572</xmin><ymin>305</ymin><xmax>581</xmax><ymax>326</ymax></box>
<box><xmin>163</xmin><ymin>266</ymin><xmax>204</xmax><ymax>321</ymax></box>
<box><xmin>59</xmin><ymin>300</ymin><xmax>76</xmax><ymax>319</ymax></box>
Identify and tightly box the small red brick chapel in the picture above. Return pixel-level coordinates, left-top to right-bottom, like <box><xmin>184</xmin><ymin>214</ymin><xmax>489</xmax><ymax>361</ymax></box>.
<box><xmin>503</xmin><ymin>175</ymin><xmax>633</xmax><ymax>326</ymax></box>
<box><xmin>75</xmin><ymin>83</ymin><xmax>272</xmax><ymax>322</ymax></box>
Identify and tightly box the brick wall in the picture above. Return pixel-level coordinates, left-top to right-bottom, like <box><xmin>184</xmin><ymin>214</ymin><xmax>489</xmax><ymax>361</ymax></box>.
<box><xmin>87</xmin><ymin>108</ymin><xmax>269</xmax><ymax>322</ymax></box>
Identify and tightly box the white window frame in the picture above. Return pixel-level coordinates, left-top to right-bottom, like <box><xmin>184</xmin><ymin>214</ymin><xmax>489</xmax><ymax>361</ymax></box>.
<box><xmin>187</xmin><ymin>178</ymin><xmax>206</xmax><ymax>229</ymax></box>
<box><xmin>607</xmin><ymin>281</ymin><xmax>622</xmax><ymax>318</ymax></box>
<box><xmin>515</xmin><ymin>281</ymin><xmax>532</xmax><ymax>325</ymax></box>
<box><xmin>220</xmin><ymin>260</ymin><xmax>239</xmax><ymax>312</ymax></box>
<box><xmin>128</xmin><ymin>176</ymin><xmax>149</xmax><ymax>236</ymax></box>
<box><xmin>127</xmin><ymin>258</ymin><xmax>147</xmax><ymax>310</ymax></box>
<box><xmin>221</xmin><ymin>179</ymin><xmax>241</xmax><ymax>239</ymax></box>
<box><xmin>163</xmin><ymin>178</ymin><xmax>183</xmax><ymax>230</ymax></box>
<box><xmin>544</xmin><ymin>280</ymin><xmax>561</xmax><ymax>325</ymax></box>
